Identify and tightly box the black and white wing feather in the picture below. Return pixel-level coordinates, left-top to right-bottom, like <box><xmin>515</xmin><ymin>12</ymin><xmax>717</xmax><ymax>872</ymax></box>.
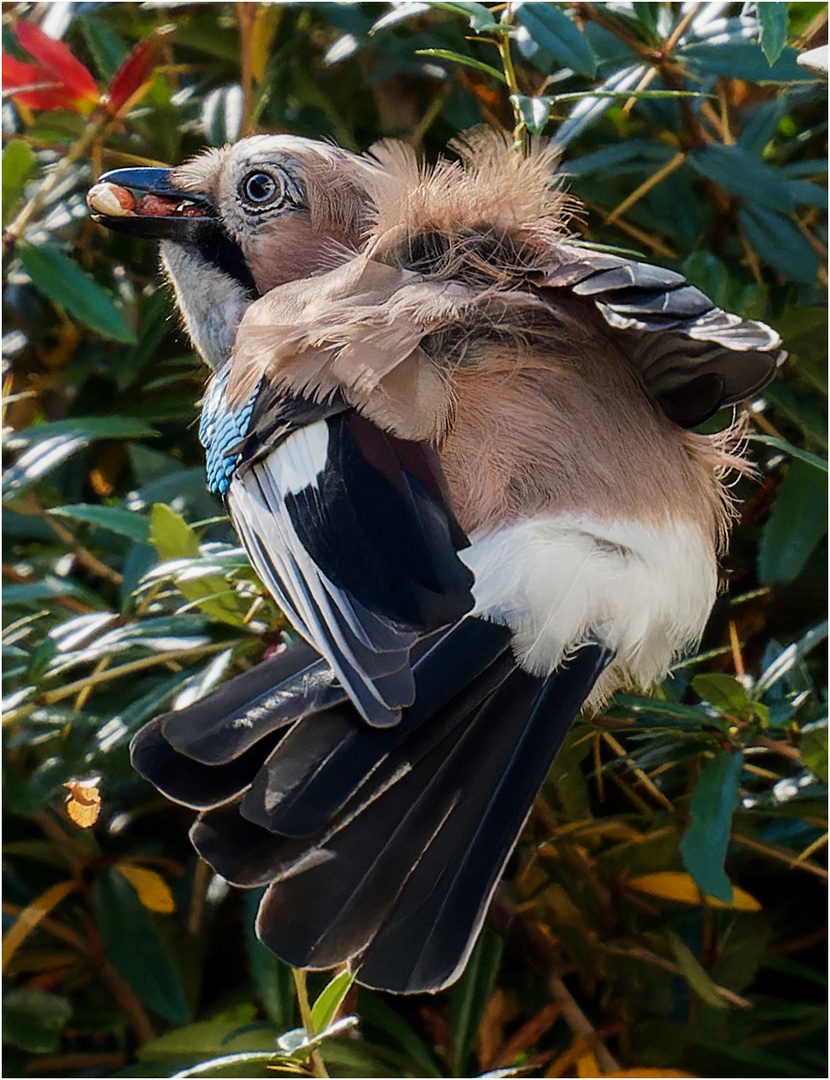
<box><xmin>541</xmin><ymin>245</ymin><xmax>785</xmax><ymax>426</ymax></box>
<box><xmin>211</xmin><ymin>378</ymin><xmax>474</xmax><ymax>727</ymax></box>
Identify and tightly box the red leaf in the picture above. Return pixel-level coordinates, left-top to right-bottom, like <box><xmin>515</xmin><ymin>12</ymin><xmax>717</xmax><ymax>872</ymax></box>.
<box><xmin>1</xmin><ymin>53</ymin><xmax>70</xmax><ymax>111</ymax></box>
<box><xmin>106</xmin><ymin>32</ymin><xmax>165</xmax><ymax>114</ymax></box>
<box><xmin>14</xmin><ymin>20</ymin><xmax>98</xmax><ymax>109</ymax></box>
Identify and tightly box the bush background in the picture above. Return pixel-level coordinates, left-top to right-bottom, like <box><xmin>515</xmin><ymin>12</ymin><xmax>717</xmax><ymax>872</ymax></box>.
<box><xmin>2</xmin><ymin>3</ymin><xmax>827</xmax><ymax>1077</ymax></box>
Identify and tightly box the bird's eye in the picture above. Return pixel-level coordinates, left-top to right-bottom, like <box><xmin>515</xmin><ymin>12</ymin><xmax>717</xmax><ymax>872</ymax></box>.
<box><xmin>239</xmin><ymin>170</ymin><xmax>284</xmax><ymax>210</ymax></box>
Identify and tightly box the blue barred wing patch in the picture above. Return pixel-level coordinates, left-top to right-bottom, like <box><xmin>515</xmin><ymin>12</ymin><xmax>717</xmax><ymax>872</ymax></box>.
<box><xmin>199</xmin><ymin>367</ymin><xmax>259</xmax><ymax>495</ymax></box>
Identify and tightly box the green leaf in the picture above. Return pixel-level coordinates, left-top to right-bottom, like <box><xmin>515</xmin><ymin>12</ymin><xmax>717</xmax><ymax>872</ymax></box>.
<box><xmin>2</xmin><ymin>140</ymin><xmax>36</xmax><ymax>227</ymax></box>
<box><xmin>762</xmin><ymin>383</ymin><xmax>827</xmax><ymax>453</ymax></box>
<box><xmin>371</xmin><ymin>1</ymin><xmax>496</xmax><ymax>35</ymax></box>
<box><xmin>2</xmin><ymin>433</ymin><xmax>88</xmax><ymax>501</ymax></box>
<box><xmin>801</xmin><ymin>720</ymin><xmax>828</xmax><ymax>783</ymax></box>
<box><xmin>511</xmin><ymin>94</ymin><xmax>551</xmax><ymax>135</ymax></box>
<box><xmin>680</xmin><ymin>41</ymin><xmax>807</xmax><ymax>83</ymax></box>
<box><xmin>150</xmin><ymin>504</ymin><xmax>201</xmax><ymax>561</ymax></box>
<box><xmin>170</xmin><ymin>1050</ymin><xmax>280</xmax><ymax>1078</ymax></box>
<box><xmin>310</xmin><ymin>968</ymin><xmax>355</xmax><ymax>1035</ymax></box>
<box><xmin>140</xmin><ymin>1020</ymin><xmax>278</xmax><ymax>1061</ymax></box>
<box><xmin>358</xmin><ymin>993</ymin><xmax>443</xmax><ymax>1077</ymax></box>
<box><xmin>8</xmin><ymin>415</ymin><xmax>157</xmax><ymax>450</ymax></box>
<box><xmin>758</xmin><ymin>459</ymin><xmax>828</xmax><ymax>584</ymax></box>
<box><xmin>80</xmin><ymin>11</ymin><xmax>129</xmax><ymax>80</ymax></box>
<box><xmin>692</xmin><ymin>673</ymin><xmax>753</xmax><ymax>719</ymax></box>
<box><xmin>277</xmin><ymin>1016</ymin><xmax>359</xmax><ymax>1062</ymax></box>
<box><xmin>689</xmin><ymin>144</ymin><xmax>794</xmax><ymax>213</ymax></box>
<box><xmin>18</xmin><ymin>243</ymin><xmax>137</xmax><ymax>343</ymax></box>
<box><xmin>95</xmin><ymin>867</ymin><xmax>188</xmax><ymax>1023</ymax></box>
<box><xmin>679</xmin><ymin>749</ymin><xmax>743</xmax><ymax>904</ymax></box>
<box><xmin>414</xmin><ymin>49</ymin><xmax>507</xmax><ymax>84</ymax></box>
<box><xmin>50</xmin><ymin>503</ymin><xmax>151</xmax><ymax>542</ymax></box>
<box><xmin>758</xmin><ymin>2</ymin><xmax>789</xmax><ymax>65</ymax></box>
<box><xmin>514</xmin><ymin>2</ymin><xmax>597</xmax><ymax>76</ymax></box>
<box><xmin>749</xmin><ymin>435</ymin><xmax>828</xmax><ymax>474</ymax></box>
<box><xmin>449</xmin><ymin>926</ymin><xmax>502</xmax><ymax>1077</ymax></box>
<box><xmin>666</xmin><ymin>932</ymin><xmax>728</xmax><ymax>1009</ymax></box>
<box><xmin>739</xmin><ymin>205</ymin><xmax>820</xmax><ymax>284</ymax></box>
<box><xmin>2</xmin><ymin>988</ymin><xmax>72</xmax><ymax>1053</ymax></box>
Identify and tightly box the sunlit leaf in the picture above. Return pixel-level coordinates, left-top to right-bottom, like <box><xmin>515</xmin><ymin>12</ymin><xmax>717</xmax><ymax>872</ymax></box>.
<box><xmin>748</xmin><ymin>435</ymin><xmax>827</xmax><ymax>474</ymax></box>
<box><xmin>107</xmin><ymin>28</ymin><xmax>170</xmax><ymax>113</ymax></box>
<box><xmin>627</xmin><ymin>872</ymin><xmax>761</xmax><ymax>911</ymax></box>
<box><xmin>116</xmin><ymin>863</ymin><xmax>176</xmax><ymax>913</ymax></box>
<box><xmin>666</xmin><ymin>931</ymin><xmax>728</xmax><ymax>1009</ymax></box>
<box><xmin>50</xmin><ymin>503</ymin><xmax>151</xmax><ymax>542</ymax></box>
<box><xmin>1</xmin><ymin>879</ymin><xmax>78</xmax><ymax>972</ymax></box>
<box><xmin>2</xmin><ymin>140</ymin><xmax>36</xmax><ymax>227</ymax></box>
<box><xmin>63</xmin><ymin>777</ymin><xmax>101</xmax><ymax>828</ymax></box>
<box><xmin>150</xmin><ymin>503</ymin><xmax>201</xmax><ymax>561</ymax></box>
<box><xmin>309</xmin><ymin>967</ymin><xmax>355</xmax><ymax>1035</ymax></box>
<box><xmin>511</xmin><ymin>93</ymin><xmax>551</xmax><ymax>135</ymax></box>
<box><xmin>514</xmin><ymin>2</ymin><xmax>597</xmax><ymax>76</ymax></box>
<box><xmin>414</xmin><ymin>49</ymin><xmax>507</xmax><ymax>83</ymax></box>
<box><xmin>758</xmin><ymin>2</ymin><xmax>788</xmax><ymax>65</ymax></box>
<box><xmin>801</xmin><ymin>720</ymin><xmax>828</xmax><ymax>783</ymax></box>
<box><xmin>692</xmin><ymin>673</ymin><xmax>753</xmax><ymax>718</ymax></box>
<box><xmin>2</xmin><ymin>432</ymin><xmax>88</xmax><ymax>500</ymax></box>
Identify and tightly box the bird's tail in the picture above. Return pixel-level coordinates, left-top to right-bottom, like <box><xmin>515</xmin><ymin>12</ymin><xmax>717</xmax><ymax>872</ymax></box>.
<box><xmin>131</xmin><ymin>619</ymin><xmax>609</xmax><ymax>993</ymax></box>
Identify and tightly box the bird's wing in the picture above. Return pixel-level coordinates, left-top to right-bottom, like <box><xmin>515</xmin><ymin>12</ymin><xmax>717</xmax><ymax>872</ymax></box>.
<box><xmin>201</xmin><ymin>364</ymin><xmax>474</xmax><ymax>727</ymax></box>
<box><xmin>536</xmin><ymin>244</ymin><xmax>785</xmax><ymax>426</ymax></box>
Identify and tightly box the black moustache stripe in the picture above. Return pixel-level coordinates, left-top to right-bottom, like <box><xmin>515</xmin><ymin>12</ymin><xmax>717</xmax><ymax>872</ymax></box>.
<box><xmin>193</xmin><ymin>223</ymin><xmax>259</xmax><ymax>298</ymax></box>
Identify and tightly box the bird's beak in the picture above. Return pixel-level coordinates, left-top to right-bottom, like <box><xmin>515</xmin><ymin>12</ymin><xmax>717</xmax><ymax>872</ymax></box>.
<box><xmin>87</xmin><ymin>166</ymin><xmax>216</xmax><ymax>240</ymax></box>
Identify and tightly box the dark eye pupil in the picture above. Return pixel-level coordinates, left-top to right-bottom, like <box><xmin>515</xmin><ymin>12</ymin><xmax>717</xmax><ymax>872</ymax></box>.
<box><xmin>244</xmin><ymin>173</ymin><xmax>277</xmax><ymax>203</ymax></box>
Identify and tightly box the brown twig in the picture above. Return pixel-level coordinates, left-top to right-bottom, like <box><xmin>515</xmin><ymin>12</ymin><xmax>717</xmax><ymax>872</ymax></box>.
<box><xmin>548</xmin><ymin>970</ymin><xmax>621</xmax><ymax>1074</ymax></box>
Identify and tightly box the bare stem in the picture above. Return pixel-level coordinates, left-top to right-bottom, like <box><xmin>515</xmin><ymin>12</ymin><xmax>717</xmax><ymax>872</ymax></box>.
<box><xmin>293</xmin><ymin>968</ymin><xmax>329</xmax><ymax>1079</ymax></box>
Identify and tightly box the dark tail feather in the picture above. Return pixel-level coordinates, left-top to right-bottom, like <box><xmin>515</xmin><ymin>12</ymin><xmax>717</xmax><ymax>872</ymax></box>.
<box><xmin>252</xmin><ymin>642</ymin><xmax>609</xmax><ymax>993</ymax></box>
<box><xmin>241</xmin><ymin>617</ymin><xmax>513</xmax><ymax>835</ymax></box>
<box><xmin>131</xmin><ymin>617</ymin><xmax>609</xmax><ymax>993</ymax></box>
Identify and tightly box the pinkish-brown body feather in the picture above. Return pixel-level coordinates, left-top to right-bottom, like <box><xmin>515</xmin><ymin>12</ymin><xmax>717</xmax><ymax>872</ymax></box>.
<box><xmin>227</xmin><ymin>129</ymin><xmax>741</xmax><ymax>554</ymax></box>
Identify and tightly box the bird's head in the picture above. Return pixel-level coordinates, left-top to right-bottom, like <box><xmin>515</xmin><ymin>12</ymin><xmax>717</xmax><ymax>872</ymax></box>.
<box><xmin>88</xmin><ymin>135</ymin><xmax>373</xmax><ymax>367</ymax></box>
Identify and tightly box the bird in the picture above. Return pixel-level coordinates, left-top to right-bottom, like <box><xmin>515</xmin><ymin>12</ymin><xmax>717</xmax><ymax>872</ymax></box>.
<box><xmin>88</xmin><ymin>129</ymin><xmax>783</xmax><ymax>994</ymax></box>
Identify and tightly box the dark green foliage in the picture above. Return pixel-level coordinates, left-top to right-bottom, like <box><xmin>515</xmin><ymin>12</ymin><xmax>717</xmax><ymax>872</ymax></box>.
<box><xmin>2</xmin><ymin>3</ymin><xmax>826</xmax><ymax>1077</ymax></box>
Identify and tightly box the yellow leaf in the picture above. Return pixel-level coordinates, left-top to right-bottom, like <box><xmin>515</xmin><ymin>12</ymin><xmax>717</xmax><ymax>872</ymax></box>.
<box><xmin>577</xmin><ymin>1051</ymin><xmax>698</xmax><ymax>1077</ymax></box>
<box><xmin>605</xmin><ymin>1071</ymin><xmax>698</xmax><ymax>1078</ymax></box>
<box><xmin>64</xmin><ymin>777</ymin><xmax>101</xmax><ymax>828</ymax></box>
<box><xmin>627</xmin><ymin>872</ymin><xmax>760</xmax><ymax>911</ymax></box>
<box><xmin>1</xmin><ymin>879</ymin><xmax>78</xmax><ymax>972</ymax></box>
<box><xmin>577</xmin><ymin>1051</ymin><xmax>603</xmax><ymax>1077</ymax></box>
<box><xmin>116</xmin><ymin>864</ymin><xmax>175</xmax><ymax>913</ymax></box>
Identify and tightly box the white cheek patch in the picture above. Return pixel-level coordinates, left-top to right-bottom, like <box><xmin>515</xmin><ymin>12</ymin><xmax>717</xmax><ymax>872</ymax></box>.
<box><xmin>161</xmin><ymin>243</ymin><xmax>250</xmax><ymax>369</ymax></box>
<box><xmin>460</xmin><ymin>513</ymin><xmax>717</xmax><ymax>705</ymax></box>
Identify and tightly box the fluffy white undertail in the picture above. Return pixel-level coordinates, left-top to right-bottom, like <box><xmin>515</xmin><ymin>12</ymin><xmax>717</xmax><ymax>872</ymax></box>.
<box><xmin>461</xmin><ymin>513</ymin><xmax>717</xmax><ymax>707</ymax></box>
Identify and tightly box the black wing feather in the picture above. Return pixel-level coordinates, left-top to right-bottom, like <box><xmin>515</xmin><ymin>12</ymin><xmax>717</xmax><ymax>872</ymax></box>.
<box><xmin>542</xmin><ymin>243</ymin><xmax>783</xmax><ymax>425</ymax></box>
<box><xmin>228</xmin><ymin>409</ymin><xmax>474</xmax><ymax>724</ymax></box>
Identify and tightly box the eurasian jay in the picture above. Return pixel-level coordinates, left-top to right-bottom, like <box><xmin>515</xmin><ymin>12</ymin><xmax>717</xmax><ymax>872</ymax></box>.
<box><xmin>88</xmin><ymin>130</ymin><xmax>783</xmax><ymax>994</ymax></box>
